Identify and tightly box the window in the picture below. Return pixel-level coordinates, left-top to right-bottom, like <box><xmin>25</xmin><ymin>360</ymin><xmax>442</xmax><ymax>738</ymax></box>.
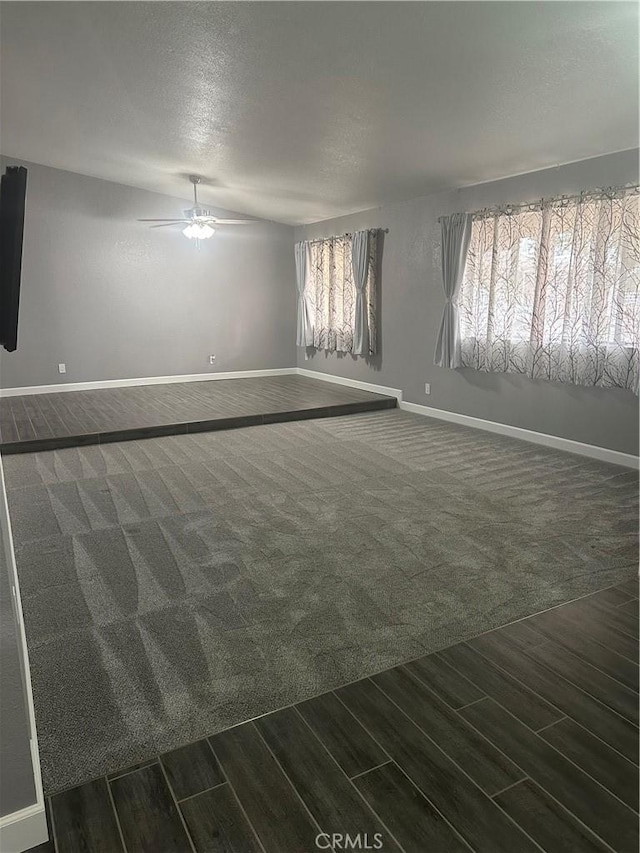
<box><xmin>458</xmin><ymin>189</ymin><xmax>640</xmax><ymax>394</ymax></box>
<box><xmin>305</xmin><ymin>232</ymin><xmax>378</xmax><ymax>355</ymax></box>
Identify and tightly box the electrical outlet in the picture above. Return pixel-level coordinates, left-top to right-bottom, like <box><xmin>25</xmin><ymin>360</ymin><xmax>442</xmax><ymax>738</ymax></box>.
<box><xmin>58</xmin><ymin>363</ymin><xmax>66</xmax><ymax>374</ymax></box>
<box><xmin>424</xmin><ymin>383</ymin><xmax>431</xmax><ymax>395</ymax></box>
<box><xmin>209</xmin><ymin>355</ymin><xmax>216</xmax><ymax>365</ymax></box>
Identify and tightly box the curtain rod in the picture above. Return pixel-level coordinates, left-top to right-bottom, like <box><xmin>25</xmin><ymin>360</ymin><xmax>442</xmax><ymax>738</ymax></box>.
<box><xmin>301</xmin><ymin>228</ymin><xmax>388</xmax><ymax>245</ymax></box>
<box><xmin>437</xmin><ymin>183</ymin><xmax>639</xmax><ymax>222</ymax></box>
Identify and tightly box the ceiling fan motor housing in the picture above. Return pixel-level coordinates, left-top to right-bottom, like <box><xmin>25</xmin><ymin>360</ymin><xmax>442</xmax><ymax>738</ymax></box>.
<box><xmin>138</xmin><ymin>174</ymin><xmax>257</xmax><ymax>232</ymax></box>
<box><xmin>184</xmin><ymin>207</ymin><xmax>213</xmax><ymax>220</ymax></box>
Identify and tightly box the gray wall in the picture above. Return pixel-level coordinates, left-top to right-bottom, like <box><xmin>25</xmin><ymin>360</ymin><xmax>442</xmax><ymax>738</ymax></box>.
<box><xmin>0</xmin><ymin>158</ymin><xmax>296</xmax><ymax>389</ymax></box>
<box><xmin>296</xmin><ymin>150</ymin><xmax>640</xmax><ymax>455</ymax></box>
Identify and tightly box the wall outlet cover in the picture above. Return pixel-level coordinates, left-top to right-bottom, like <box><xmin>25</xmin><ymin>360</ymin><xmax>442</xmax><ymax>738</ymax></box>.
<box><xmin>209</xmin><ymin>355</ymin><xmax>216</xmax><ymax>364</ymax></box>
<box><xmin>58</xmin><ymin>363</ymin><xmax>66</xmax><ymax>374</ymax></box>
<box><xmin>424</xmin><ymin>383</ymin><xmax>431</xmax><ymax>395</ymax></box>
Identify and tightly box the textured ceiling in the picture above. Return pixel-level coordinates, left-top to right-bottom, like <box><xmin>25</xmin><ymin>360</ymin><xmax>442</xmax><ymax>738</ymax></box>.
<box><xmin>1</xmin><ymin>1</ymin><xmax>638</xmax><ymax>224</ymax></box>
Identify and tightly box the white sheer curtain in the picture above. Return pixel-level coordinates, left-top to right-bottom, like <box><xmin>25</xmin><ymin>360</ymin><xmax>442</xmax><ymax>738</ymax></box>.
<box><xmin>459</xmin><ymin>188</ymin><xmax>640</xmax><ymax>394</ymax></box>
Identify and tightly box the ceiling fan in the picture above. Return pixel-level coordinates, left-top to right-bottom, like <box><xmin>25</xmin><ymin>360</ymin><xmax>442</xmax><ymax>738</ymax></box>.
<box><xmin>138</xmin><ymin>175</ymin><xmax>258</xmax><ymax>240</ymax></box>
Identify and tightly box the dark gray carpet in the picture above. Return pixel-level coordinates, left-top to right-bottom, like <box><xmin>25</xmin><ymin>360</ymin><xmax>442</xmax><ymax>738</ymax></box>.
<box><xmin>4</xmin><ymin>409</ymin><xmax>638</xmax><ymax>794</ymax></box>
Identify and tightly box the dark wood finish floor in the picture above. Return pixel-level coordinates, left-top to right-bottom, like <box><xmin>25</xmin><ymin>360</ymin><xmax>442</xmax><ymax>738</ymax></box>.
<box><xmin>0</xmin><ymin>375</ymin><xmax>396</xmax><ymax>454</ymax></box>
<box><xmin>30</xmin><ymin>579</ymin><xmax>639</xmax><ymax>853</ymax></box>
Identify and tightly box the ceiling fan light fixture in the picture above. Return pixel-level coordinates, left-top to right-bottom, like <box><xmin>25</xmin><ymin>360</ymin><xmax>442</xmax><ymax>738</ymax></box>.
<box><xmin>139</xmin><ymin>175</ymin><xmax>258</xmax><ymax>238</ymax></box>
<box><xmin>182</xmin><ymin>222</ymin><xmax>215</xmax><ymax>240</ymax></box>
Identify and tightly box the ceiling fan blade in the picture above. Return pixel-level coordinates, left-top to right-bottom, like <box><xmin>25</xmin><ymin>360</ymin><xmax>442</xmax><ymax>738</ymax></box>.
<box><xmin>138</xmin><ymin>218</ymin><xmax>189</xmax><ymax>223</ymax></box>
<box><xmin>212</xmin><ymin>219</ymin><xmax>259</xmax><ymax>225</ymax></box>
<box><xmin>150</xmin><ymin>222</ymin><xmax>185</xmax><ymax>229</ymax></box>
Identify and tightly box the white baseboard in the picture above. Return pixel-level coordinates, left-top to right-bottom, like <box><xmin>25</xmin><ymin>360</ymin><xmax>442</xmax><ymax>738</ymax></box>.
<box><xmin>0</xmin><ymin>455</ymin><xmax>47</xmax><ymax>852</ymax></box>
<box><xmin>400</xmin><ymin>400</ymin><xmax>639</xmax><ymax>469</ymax></box>
<box><xmin>296</xmin><ymin>367</ymin><xmax>638</xmax><ymax>468</ymax></box>
<box><xmin>296</xmin><ymin>367</ymin><xmax>403</xmax><ymax>402</ymax></box>
<box><xmin>295</xmin><ymin>367</ymin><xmax>637</xmax><ymax>468</ymax></box>
<box><xmin>0</xmin><ymin>803</ymin><xmax>48</xmax><ymax>853</ymax></box>
<box><xmin>0</xmin><ymin>368</ymin><xmax>297</xmax><ymax>397</ymax></box>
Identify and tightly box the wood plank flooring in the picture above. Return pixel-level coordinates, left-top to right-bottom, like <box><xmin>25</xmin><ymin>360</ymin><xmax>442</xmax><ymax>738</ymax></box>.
<box><xmin>30</xmin><ymin>579</ymin><xmax>639</xmax><ymax>853</ymax></box>
<box><xmin>0</xmin><ymin>375</ymin><xmax>396</xmax><ymax>453</ymax></box>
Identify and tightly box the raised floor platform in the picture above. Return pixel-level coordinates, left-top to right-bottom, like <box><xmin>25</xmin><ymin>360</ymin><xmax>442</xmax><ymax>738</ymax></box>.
<box><xmin>0</xmin><ymin>374</ymin><xmax>396</xmax><ymax>454</ymax></box>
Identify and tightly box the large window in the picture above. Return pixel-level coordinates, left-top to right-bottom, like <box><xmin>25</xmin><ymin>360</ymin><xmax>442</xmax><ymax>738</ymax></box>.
<box><xmin>458</xmin><ymin>189</ymin><xmax>640</xmax><ymax>393</ymax></box>
<box><xmin>305</xmin><ymin>232</ymin><xmax>378</xmax><ymax>355</ymax></box>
